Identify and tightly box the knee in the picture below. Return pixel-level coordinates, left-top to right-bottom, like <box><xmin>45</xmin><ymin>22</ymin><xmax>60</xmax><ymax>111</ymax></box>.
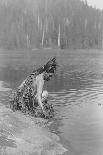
<box><xmin>42</xmin><ymin>90</ymin><xmax>48</xmax><ymax>100</ymax></box>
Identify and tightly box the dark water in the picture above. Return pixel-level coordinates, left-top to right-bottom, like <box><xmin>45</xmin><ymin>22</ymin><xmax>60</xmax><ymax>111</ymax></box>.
<box><xmin>0</xmin><ymin>49</ymin><xmax>103</xmax><ymax>155</ymax></box>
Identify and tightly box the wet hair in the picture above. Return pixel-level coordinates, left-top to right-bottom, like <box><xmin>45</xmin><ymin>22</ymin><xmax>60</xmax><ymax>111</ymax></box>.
<box><xmin>32</xmin><ymin>57</ymin><xmax>56</xmax><ymax>76</ymax></box>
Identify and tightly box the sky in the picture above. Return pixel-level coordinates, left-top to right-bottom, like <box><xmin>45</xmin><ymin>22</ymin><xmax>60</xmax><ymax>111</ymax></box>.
<box><xmin>86</xmin><ymin>0</ymin><xmax>103</xmax><ymax>10</ymax></box>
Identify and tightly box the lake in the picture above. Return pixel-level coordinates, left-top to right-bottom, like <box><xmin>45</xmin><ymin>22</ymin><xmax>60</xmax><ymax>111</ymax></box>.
<box><xmin>0</xmin><ymin>49</ymin><xmax>103</xmax><ymax>155</ymax></box>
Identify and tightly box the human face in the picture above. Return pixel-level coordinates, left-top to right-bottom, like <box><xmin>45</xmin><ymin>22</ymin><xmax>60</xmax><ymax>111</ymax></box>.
<box><xmin>44</xmin><ymin>72</ymin><xmax>53</xmax><ymax>81</ymax></box>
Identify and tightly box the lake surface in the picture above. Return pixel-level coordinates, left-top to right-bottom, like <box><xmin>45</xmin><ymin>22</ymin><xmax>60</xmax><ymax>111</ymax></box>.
<box><xmin>0</xmin><ymin>49</ymin><xmax>103</xmax><ymax>155</ymax></box>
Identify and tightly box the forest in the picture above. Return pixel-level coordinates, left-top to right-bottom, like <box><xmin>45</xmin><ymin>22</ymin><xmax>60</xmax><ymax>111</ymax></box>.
<box><xmin>0</xmin><ymin>0</ymin><xmax>103</xmax><ymax>49</ymax></box>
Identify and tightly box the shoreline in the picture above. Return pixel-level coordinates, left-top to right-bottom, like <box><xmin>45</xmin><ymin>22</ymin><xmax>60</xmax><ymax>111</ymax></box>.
<box><xmin>0</xmin><ymin>83</ymin><xmax>67</xmax><ymax>155</ymax></box>
<box><xmin>0</xmin><ymin>103</ymin><xmax>67</xmax><ymax>155</ymax></box>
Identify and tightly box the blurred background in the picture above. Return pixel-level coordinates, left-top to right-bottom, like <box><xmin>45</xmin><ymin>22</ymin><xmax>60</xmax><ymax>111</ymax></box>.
<box><xmin>0</xmin><ymin>0</ymin><xmax>102</xmax><ymax>50</ymax></box>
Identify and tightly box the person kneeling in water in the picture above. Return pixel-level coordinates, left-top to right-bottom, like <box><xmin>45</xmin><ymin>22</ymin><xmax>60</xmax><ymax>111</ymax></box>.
<box><xmin>10</xmin><ymin>57</ymin><xmax>56</xmax><ymax>116</ymax></box>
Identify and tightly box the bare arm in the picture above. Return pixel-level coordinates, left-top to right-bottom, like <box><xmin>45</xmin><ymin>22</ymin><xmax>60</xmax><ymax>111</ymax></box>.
<box><xmin>36</xmin><ymin>74</ymin><xmax>44</xmax><ymax>110</ymax></box>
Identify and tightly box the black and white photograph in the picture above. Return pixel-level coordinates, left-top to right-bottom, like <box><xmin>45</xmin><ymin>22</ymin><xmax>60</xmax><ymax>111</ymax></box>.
<box><xmin>0</xmin><ymin>0</ymin><xmax>103</xmax><ymax>154</ymax></box>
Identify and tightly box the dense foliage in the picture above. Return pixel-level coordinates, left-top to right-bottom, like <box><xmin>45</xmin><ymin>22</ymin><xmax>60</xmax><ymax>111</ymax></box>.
<box><xmin>0</xmin><ymin>0</ymin><xmax>103</xmax><ymax>49</ymax></box>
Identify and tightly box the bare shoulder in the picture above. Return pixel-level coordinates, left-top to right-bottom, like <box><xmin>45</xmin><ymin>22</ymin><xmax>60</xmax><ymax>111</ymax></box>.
<box><xmin>36</xmin><ymin>73</ymin><xmax>44</xmax><ymax>84</ymax></box>
<box><xmin>36</xmin><ymin>73</ymin><xmax>43</xmax><ymax>80</ymax></box>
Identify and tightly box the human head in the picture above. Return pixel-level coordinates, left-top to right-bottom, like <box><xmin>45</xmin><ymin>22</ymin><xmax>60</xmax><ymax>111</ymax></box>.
<box><xmin>43</xmin><ymin>57</ymin><xmax>56</xmax><ymax>81</ymax></box>
<box><xmin>32</xmin><ymin>57</ymin><xmax>56</xmax><ymax>81</ymax></box>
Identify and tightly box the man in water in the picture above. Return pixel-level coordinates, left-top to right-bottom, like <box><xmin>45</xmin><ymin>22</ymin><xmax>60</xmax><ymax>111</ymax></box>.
<box><xmin>10</xmin><ymin>57</ymin><xmax>56</xmax><ymax>116</ymax></box>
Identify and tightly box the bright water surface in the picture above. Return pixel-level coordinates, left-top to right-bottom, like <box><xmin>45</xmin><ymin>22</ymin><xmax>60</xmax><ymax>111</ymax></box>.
<box><xmin>0</xmin><ymin>49</ymin><xmax>103</xmax><ymax>155</ymax></box>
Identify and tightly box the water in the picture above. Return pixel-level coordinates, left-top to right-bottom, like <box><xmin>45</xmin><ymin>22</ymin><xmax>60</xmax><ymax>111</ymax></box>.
<box><xmin>0</xmin><ymin>49</ymin><xmax>103</xmax><ymax>155</ymax></box>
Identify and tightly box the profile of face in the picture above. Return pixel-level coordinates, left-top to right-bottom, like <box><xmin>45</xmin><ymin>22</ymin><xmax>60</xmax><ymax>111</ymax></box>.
<box><xmin>43</xmin><ymin>72</ymin><xmax>53</xmax><ymax>81</ymax></box>
<box><xmin>43</xmin><ymin>57</ymin><xmax>56</xmax><ymax>81</ymax></box>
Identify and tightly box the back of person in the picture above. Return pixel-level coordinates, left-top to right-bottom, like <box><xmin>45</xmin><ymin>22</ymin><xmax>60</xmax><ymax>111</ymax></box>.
<box><xmin>10</xmin><ymin>57</ymin><xmax>56</xmax><ymax>118</ymax></box>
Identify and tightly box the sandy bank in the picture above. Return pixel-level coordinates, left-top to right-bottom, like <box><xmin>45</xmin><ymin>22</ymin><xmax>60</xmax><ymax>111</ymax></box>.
<box><xmin>0</xmin><ymin>101</ymin><xmax>67</xmax><ymax>155</ymax></box>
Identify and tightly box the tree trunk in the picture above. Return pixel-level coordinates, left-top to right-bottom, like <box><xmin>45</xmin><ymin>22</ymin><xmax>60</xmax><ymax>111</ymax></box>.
<box><xmin>37</xmin><ymin>15</ymin><xmax>40</xmax><ymax>30</ymax></box>
<box><xmin>42</xmin><ymin>26</ymin><xmax>45</xmax><ymax>48</ymax></box>
<box><xmin>58</xmin><ymin>24</ymin><xmax>61</xmax><ymax>48</ymax></box>
<box><xmin>26</xmin><ymin>34</ymin><xmax>30</xmax><ymax>48</ymax></box>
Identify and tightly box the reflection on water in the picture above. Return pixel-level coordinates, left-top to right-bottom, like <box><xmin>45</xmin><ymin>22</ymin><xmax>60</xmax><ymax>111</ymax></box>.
<box><xmin>0</xmin><ymin>50</ymin><xmax>103</xmax><ymax>155</ymax></box>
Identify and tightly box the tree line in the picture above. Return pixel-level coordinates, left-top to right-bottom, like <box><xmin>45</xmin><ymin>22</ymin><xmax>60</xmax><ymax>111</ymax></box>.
<box><xmin>0</xmin><ymin>0</ymin><xmax>103</xmax><ymax>49</ymax></box>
